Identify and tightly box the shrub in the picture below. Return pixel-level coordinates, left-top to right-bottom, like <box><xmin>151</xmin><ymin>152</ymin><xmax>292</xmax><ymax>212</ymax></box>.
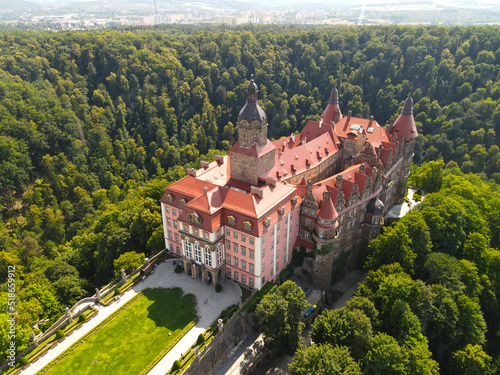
<box><xmin>171</xmin><ymin>359</ymin><xmax>181</xmax><ymax>372</ymax></box>
<box><xmin>55</xmin><ymin>329</ymin><xmax>65</xmax><ymax>339</ymax></box>
<box><xmin>78</xmin><ymin>313</ymin><xmax>86</xmax><ymax>323</ymax></box>
<box><xmin>215</xmin><ymin>283</ymin><xmax>222</xmax><ymax>293</ymax></box>
<box><xmin>197</xmin><ymin>333</ymin><xmax>205</xmax><ymax>345</ymax></box>
<box><xmin>174</xmin><ymin>265</ymin><xmax>182</xmax><ymax>273</ymax></box>
<box><xmin>19</xmin><ymin>357</ymin><xmax>28</xmax><ymax>366</ymax></box>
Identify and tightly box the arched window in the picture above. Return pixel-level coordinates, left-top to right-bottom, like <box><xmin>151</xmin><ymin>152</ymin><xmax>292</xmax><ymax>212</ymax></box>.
<box><xmin>195</xmin><ymin>242</ymin><xmax>201</xmax><ymax>263</ymax></box>
<box><xmin>185</xmin><ymin>239</ymin><xmax>192</xmax><ymax>258</ymax></box>
<box><xmin>217</xmin><ymin>244</ymin><xmax>223</xmax><ymax>266</ymax></box>
<box><xmin>205</xmin><ymin>246</ymin><xmax>212</xmax><ymax>267</ymax></box>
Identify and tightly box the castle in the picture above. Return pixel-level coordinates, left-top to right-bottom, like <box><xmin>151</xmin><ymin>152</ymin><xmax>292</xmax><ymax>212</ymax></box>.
<box><xmin>160</xmin><ymin>78</ymin><xmax>417</xmax><ymax>292</ymax></box>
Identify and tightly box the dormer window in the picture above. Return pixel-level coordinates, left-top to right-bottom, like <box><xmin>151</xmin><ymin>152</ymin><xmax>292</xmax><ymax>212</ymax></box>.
<box><xmin>190</xmin><ymin>213</ymin><xmax>202</xmax><ymax>225</ymax></box>
<box><xmin>244</xmin><ymin>221</ymin><xmax>252</xmax><ymax>231</ymax></box>
<box><xmin>292</xmin><ymin>197</ymin><xmax>298</xmax><ymax>206</ymax></box>
<box><xmin>228</xmin><ymin>216</ymin><xmax>236</xmax><ymax>225</ymax></box>
<box><xmin>278</xmin><ymin>207</ymin><xmax>285</xmax><ymax>216</ymax></box>
<box><xmin>264</xmin><ymin>218</ymin><xmax>271</xmax><ymax>228</ymax></box>
<box><xmin>180</xmin><ymin>199</ymin><xmax>186</xmax><ymax>207</ymax></box>
<box><xmin>166</xmin><ymin>194</ymin><xmax>173</xmax><ymax>204</ymax></box>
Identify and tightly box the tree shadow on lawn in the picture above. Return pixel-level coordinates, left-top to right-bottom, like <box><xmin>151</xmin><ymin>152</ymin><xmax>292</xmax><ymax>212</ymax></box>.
<box><xmin>143</xmin><ymin>287</ymin><xmax>199</xmax><ymax>330</ymax></box>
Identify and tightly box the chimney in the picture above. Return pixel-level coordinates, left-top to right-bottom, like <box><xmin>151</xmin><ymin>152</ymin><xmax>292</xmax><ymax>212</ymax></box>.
<box><xmin>335</xmin><ymin>174</ymin><xmax>343</xmax><ymax>189</ymax></box>
<box><xmin>322</xmin><ymin>190</ymin><xmax>331</xmax><ymax>202</ymax></box>
<box><xmin>251</xmin><ymin>186</ymin><xmax>264</xmax><ymax>199</ymax></box>
<box><xmin>347</xmin><ymin>110</ymin><xmax>352</xmax><ymax>120</ymax></box>
<box><xmin>214</xmin><ymin>155</ymin><xmax>224</xmax><ymax>164</ymax></box>
<box><xmin>266</xmin><ymin>176</ymin><xmax>277</xmax><ymax>187</ymax></box>
<box><xmin>187</xmin><ymin>168</ymin><xmax>197</xmax><ymax>176</ymax></box>
<box><xmin>200</xmin><ymin>161</ymin><xmax>209</xmax><ymax>169</ymax></box>
<box><xmin>301</xmin><ymin>137</ymin><xmax>307</xmax><ymax>145</ymax></box>
<box><xmin>291</xmin><ymin>133</ymin><xmax>296</xmax><ymax>143</ymax></box>
<box><xmin>319</xmin><ymin>117</ymin><xmax>323</xmax><ymax>128</ymax></box>
<box><xmin>204</xmin><ymin>186</ymin><xmax>208</xmax><ymax>194</ymax></box>
<box><xmin>369</xmin><ymin>115</ymin><xmax>374</xmax><ymax>127</ymax></box>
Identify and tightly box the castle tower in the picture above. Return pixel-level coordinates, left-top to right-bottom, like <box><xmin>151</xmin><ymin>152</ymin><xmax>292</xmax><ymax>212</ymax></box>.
<box><xmin>322</xmin><ymin>87</ymin><xmax>343</xmax><ymax>124</ymax></box>
<box><xmin>360</xmin><ymin>197</ymin><xmax>385</xmax><ymax>248</ymax></box>
<box><xmin>390</xmin><ymin>95</ymin><xmax>418</xmax><ymax>198</ymax></box>
<box><xmin>311</xmin><ymin>191</ymin><xmax>340</xmax><ymax>300</ymax></box>
<box><xmin>229</xmin><ymin>77</ymin><xmax>276</xmax><ymax>185</ymax></box>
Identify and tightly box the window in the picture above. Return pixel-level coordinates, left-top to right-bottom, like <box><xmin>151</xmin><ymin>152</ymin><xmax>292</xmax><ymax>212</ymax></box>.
<box><xmin>249</xmin><ymin>250</ymin><xmax>254</xmax><ymax>259</ymax></box>
<box><xmin>228</xmin><ymin>216</ymin><xmax>236</xmax><ymax>225</ymax></box>
<box><xmin>306</xmin><ymin>220</ymin><xmax>311</xmax><ymax>227</ymax></box>
<box><xmin>174</xmin><ymin>221</ymin><xmax>178</xmax><ymax>229</ymax></box>
<box><xmin>305</xmin><ymin>232</ymin><xmax>310</xmax><ymax>240</ymax></box>
<box><xmin>205</xmin><ymin>246</ymin><xmax>212</xmax><ymax>267</ymax></box>
<box><xmin>227</xmin><ymin>268</ymin><xmax>231</xmax><ymax>277</ymax></box>
<box><xmin>244</xmin><ymin>221</ymin><xmax>252</xmax><ymax>231</ymax></box>
<box><xmin>278</xmin><ymin>207</ymin><xmax>285</xmax><ymax>216</ymax></box>
<box><xmin>176</xmin><ymin>246</ymin><xmax>180</xmax><ymax>254</ymax></box>
<box><xmin>226</xmin><ymin>228</ymin><xmax>230</xmax><ymax>236</ymax></box>
<box><xmin>180</xmin><ymin>199</ymin><xmax>186</xmax><ymax>207</ymax></box>
<box><xmin>276</xmin><ymin>263</ymin><xmax>279</xmax><ymax>271</ymax></box>
<box><xmin>270</xmin><ymin>268</ymin><xmax>274</xmax><ymax>276</ymax></box>
<box><xmin>271</xmin><ymin>255</ymin><xmax>274</xmax><ymax>264</ymax></box>
<box><xmin>262</xmin><ymin>249</ymin><xmax>265</xmax><ymax>258</ymax></box>
<box><xmin>167</xmin><ymin>218</ymin><xmax>171</xmax><ymax>226</ymax></box>
<box><xmin>183</xmin><ymin>223</ymin><xmax>188</xmax><ymax>231</ymax></box>
<box><xmin>242</xmin><ymin>260</ymin><xmax>246</xmax><ymax>270</ymax></box>
<box><xmin>242</xmin><ymin>275</ymin><xmax>246</xmax><ymax>283</ymax></box>
<box><xmin>262</xmin><ymin>237</ymin><xmax>265</xmax><ymax>244</ymax></box>
<box><xmin>284</xmin><ymin>229</ymin><xmax>287</xmax><ymax>237</ymax></box>
<box><xmin>226</xmin><ymin>241</ymin><xmax>231</xmax><ymax>250</ymax></box>
<box><xmin>262</xmin><ymin>264</ymin><xmax>265</xmax><ymax>272</ymax></box>
<box><xmin>166</xmin><ymin>194</ymin><xmax>173</xmax><ymax>203</ymax></box>
<box><xmin>204</xmin><ymin>232</ymin><xmax>209</xmax><ymax>240</ymax></box>
<box><xmin>241</xmin><ymin>235</ymin><xmax>246</xmax><ymax>242</ymax></box>
<box><xmin>217</xmin><ymin>244</ymin><xmax>223</xmax><ymax>265</ymax></box>
<box><xmin>241</xmin><ymin>247</ymin><xmax>246</xmax><ymax>256</ymax></box>
<box><xmin>233</xmin><ymin>232</ymin><xmax>238</xmax><ymax>239</ymax></box>
<box><xmin>166</xmin><ymin>207</ymin><xmax>170</xmax><ymax>214</ymax></box>
<box><xmin>170</xmin><ymin>244</ymin><xmax>174</xmax><ymax>252</ymax></box>
<box><xmin>195</xmin><ymin>242</ymin><xmax>201</xmax><ymax>263</ymax></box>
<box><xmin>264</xmin><ymin>218</ymin><xmax>271</xmax><ymax>227</ymax></box>
<box><xmin>277</xmin><ymin>223</ymin><xmax>280</xmax><ymax>231</ymax></box>
<box><xmin>262</xmin><ymin>276</ymin><xmax>265</xmax><ymax>284</ymax></box>
<box><xmin>175</xmin><ymin>233</ymin><xmax>179</xmax><ymax>242</ymax></box>
<box><xmin>194</xmin><ymin>228</ymin><xmax>198</xmax><ymax>236</ymax></box>
<box><xmin>234</xmin><ymin>271</ymin><xmax>239</xmax><ymax>280</ymax></box>
<box><xmin>234</xmin><ymin>244</ymin><xmax>239</xmax><ymax>253</ymax></box>
<box><xmin>249</xmin><ymin>237</ymin><xmax>255</xmax><ymax>245</ymax></box>
<box><xmin>276</xmin><ymin>248</ymin><xmax>279</xmax><ymax>258</ymax></box>
<box><xmin>186</xmin><ymin>240</ymin><xmax>193</xmax><ymax>258</ymax></box>
<box><xmin>249</xmin><ymin>278</ymin><xmax>254</xmax><ymax>287</ymax></box>
<box><xmin>271</xmin><ymin>228</ymin><xmax>275</xmax><ymax>236</ymax></box>
<box><xmin>234</xmin><ymin>257</ymin><xmax>239</xmax><ymax>267</ymax></box>
<box><xmin>271</xmin><ymin>240</ymin><xmax>274</xmax><ymax>250</ymax></box>
<box><xmin>226</xmin><ymin>254</ymin><xmax>231</xmax><ymax>263</ymax></box>
<box><xmin>168</xmin><ymin>230</ymin><xmax>172</xmax><ymax>239</ymax></box>
<box><xmin>217</xmin><ymin>229</ymin><xmax>221</xmax><ymax>238</ymax></box>
<box><xmin>276</xmin><ymin>236</ymin><xmax>280</xmax><ymax>244</ymax></box>
<box><xmin>172</xmin><ymin>209</ymin><xmax>176</xmax><ymax>216</ymax></box>
<box><xmin>285</xmin><ymin>216</ymin><xmax>288</xmax><ymax>224</ymax></box>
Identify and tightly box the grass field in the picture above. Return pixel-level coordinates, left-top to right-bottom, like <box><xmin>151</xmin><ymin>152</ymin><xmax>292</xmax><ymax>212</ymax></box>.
<box><xmin>44</xmin><ymin>288</ymin><xmax>197</xmax><ymax>375</ymax></box>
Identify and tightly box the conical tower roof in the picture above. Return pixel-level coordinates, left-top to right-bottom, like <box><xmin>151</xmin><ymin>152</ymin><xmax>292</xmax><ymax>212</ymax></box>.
<box><xmin>317</xmin><ymin>196</ymin><xmax>338</xmax><ymax>221</ymax></box>
<box><xmin>391</xmin><ymin>96</ymin><xmax>418</xmax><ymax>140</ymax></box>
<box><xmin>322</xmin><ymin>87</ymin><xmax>343</xmax><ymax>124</ymax></box>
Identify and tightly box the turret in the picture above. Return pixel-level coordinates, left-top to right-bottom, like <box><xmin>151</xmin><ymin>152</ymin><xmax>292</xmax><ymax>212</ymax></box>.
<box><xmin>237</xmin><ymin>76</ymin><xmax>268</xmax><ymax>148</ymax></box>
<box><xmin>322</xmin><ymin>87</ymin><xmax>343</xmax><ymax>124</ymax></box>
<box><xmin>390</xmin><ymin>96</ymin><xmax>418</xmax><ymax>141</ymax></box>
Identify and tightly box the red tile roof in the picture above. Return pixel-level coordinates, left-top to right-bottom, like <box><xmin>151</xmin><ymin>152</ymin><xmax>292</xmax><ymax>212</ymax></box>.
<box><xmin>334</xmin><ymin>115</ymin><xmax>389</xmax><ymax>148</ymax></box>
<box><xmin>229</xmin><ymin>139</ymin><xmax>276</xmax><ymax>158</ymax></box>
<box><xmin>317</xmin><ymin>197</ymin><xmax>338</xmax><ymax>221</ymax></box>
<box><xmin>392</xmin><ymin>97</ymin><xmax>418</xmax><ymax>140</ymax></box>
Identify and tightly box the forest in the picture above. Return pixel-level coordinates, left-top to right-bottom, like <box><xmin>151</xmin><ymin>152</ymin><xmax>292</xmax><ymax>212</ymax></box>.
<box><xmin>0</xmin><ymin>24</ymin><xmax>499</xmax><ymax>367</ymax></box>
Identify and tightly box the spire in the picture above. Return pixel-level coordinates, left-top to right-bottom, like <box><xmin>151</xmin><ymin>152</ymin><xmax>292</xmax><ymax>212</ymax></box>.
<box><xmin>329</xmin><ymin>87</ymin><xmax>339</xmax><ymax>105</ymax></box>
<box><xmin>390</xmin><ymin>95</ymin><xmax>418</xmax><ymax>140</ymax></box>
<box><xmin>322</xmin><ymin>86</ymin><xmax>343</xmax><ymax>124</ymax></box>
<box><xmin>246</xmin><ymin>74</ymin><xmax>258</xmax><ymax>103</ymax></box>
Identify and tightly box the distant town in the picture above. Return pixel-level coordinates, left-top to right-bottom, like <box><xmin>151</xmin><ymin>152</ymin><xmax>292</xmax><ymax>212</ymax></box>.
<box><xmin>0</xmin><ymin>0</ymin><xmax>499</xmax><ymax>30</ymax></box>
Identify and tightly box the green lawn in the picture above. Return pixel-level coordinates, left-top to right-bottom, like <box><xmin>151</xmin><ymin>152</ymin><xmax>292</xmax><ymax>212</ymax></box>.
<box><xmin>44</xmin><ymin>288</ymin><xmax>197</xmax><ymax>375</ymax></box>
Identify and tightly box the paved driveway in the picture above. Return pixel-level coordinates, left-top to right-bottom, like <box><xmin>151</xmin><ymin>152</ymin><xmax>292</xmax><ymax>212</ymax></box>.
<box><xmin>21</xmin><ymin>259</ymin><xmax>240</xmax><ymax>375</ymax></box>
